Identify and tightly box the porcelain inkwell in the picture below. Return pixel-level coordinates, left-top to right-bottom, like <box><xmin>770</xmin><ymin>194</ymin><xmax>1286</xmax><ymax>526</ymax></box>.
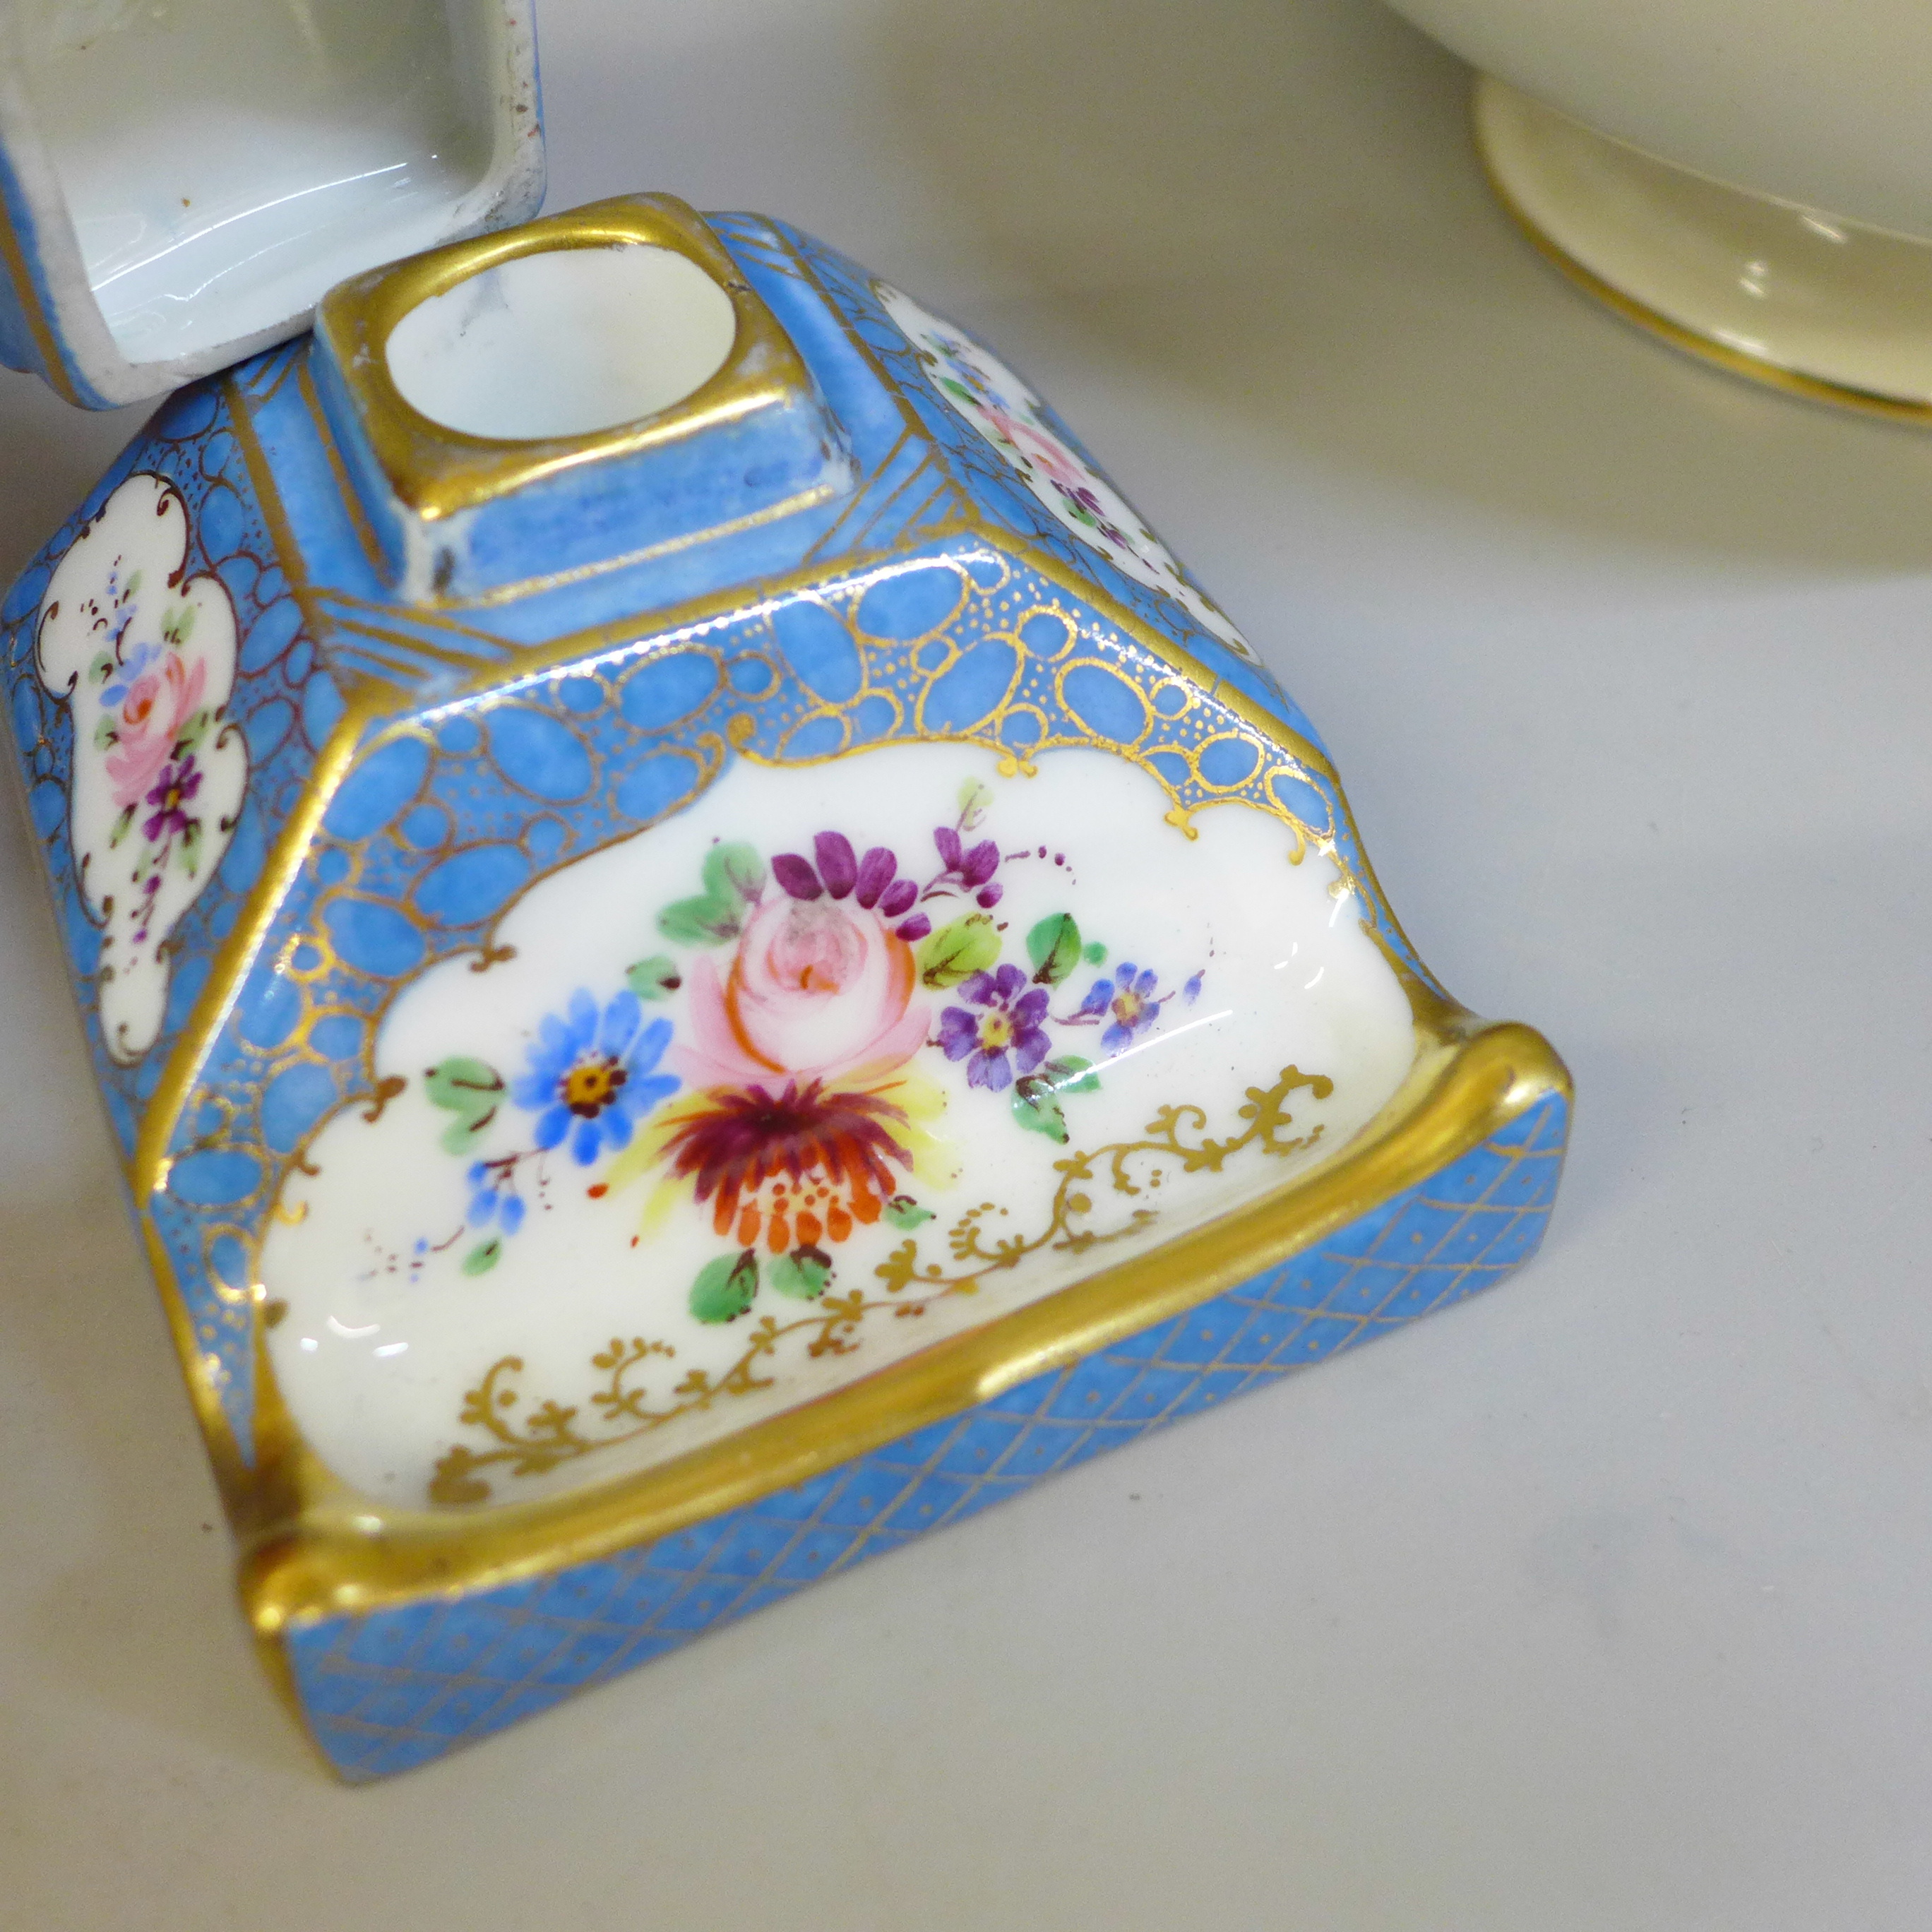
<box><xmin>0</xmin><ymin>0</ymin><xmax>1570</xmax><ymax>1779</ymax></box>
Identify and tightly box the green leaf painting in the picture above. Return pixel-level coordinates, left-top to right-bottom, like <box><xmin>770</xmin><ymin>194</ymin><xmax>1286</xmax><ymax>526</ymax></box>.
<box><xmin>918</xmin><ymin>912</ymin><xmax>1000</xmax><ymax>989</ymax></box>
<box><xmin>768</xmin><ymin>1248</ymin><xmax>833</xmax><ymax>1301</ymax></box>
<box><xmin>1042</xmin><ymin>1054</ymin><xmax>1100</xmax><ymax>1094</ymax></box>
<box><xmin>691</xmin><ymin>1249</ymin><xmax>761</xmax><ymax>1323</ymax></box>
<box><xmin>425</xmin><ymin>1056</ymin><xmax>506</xmax><ymax>1155</ymax></box>
<box><xmin>626</xmin><ymin>954</ymin><xmax>683</xmax><ymax>1001</ymax></box>
<box><xmin>957</xmin><ymin>775</ymin><xmax>994</xmax><ymax>829</ymax></box>
<box><xmin>1025</xmin><ymin>912</ymin><xmax>1083</xmax><ymax>986</ymax></box>
<box><xmin>658</xmin><ymin>840</ymin><xmax>767</xmax><ymax>947</ymax></box>
<box><xmin>1010</xmin><ymin>1080</ymin><xmax>1069</xmax><ymax>1142</ymax></box>
<box><xmin>1010</xmin><ymin>1056</ymin><xmax>1100</xmax><ymax>1143</ymax></box>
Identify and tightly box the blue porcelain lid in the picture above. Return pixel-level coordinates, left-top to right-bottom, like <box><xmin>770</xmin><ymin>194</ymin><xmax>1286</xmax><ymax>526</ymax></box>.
<box><xmin>0</xmin><ymin>0</ymin><xmax>544</xmax><ymax>409</ymax></box>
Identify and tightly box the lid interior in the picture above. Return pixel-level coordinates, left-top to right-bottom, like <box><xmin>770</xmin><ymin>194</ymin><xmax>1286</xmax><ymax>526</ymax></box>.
<box><xmin>16</xmin><ymin>0</ymin><xmax>515</xmax><ymax>364</ymax></box>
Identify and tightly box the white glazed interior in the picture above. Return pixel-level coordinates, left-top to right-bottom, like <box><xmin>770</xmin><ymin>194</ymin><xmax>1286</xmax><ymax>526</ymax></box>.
<box><xmin>13</xmin><ymin>0</ymin><xmax>514</xmax><ymax>362</ymax></box>
<box><xmin>261</xmin><ymin>744</ymin><xmax>1417</xmax><ymax>1510</ymax></box>
<box><xmin>386</xmin><ymin>244</ymin><xmax>739</xmax><ymax>441</ymax></box>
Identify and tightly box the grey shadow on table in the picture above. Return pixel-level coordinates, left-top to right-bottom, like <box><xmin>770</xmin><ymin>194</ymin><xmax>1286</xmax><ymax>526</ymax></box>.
<box><xmin>0</xmin><ymin>374</ymin><xmax>149</xmax><ymax>588</ymax></box>
<box><xmin>0</xmin><ymin>792</ymin><xmax>308</xmax><ymax>1776</ymax></box>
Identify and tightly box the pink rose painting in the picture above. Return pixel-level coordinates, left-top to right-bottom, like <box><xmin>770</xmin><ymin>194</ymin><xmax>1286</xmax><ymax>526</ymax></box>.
<box><xmin>673</xmin><ymin>867</ymin><xmax>929</xmax><ymax>1091</ymax></box>
<box><xmin>624</xmin><ymin>832</ymin><xmax>949</xmax><ymax>1290</ymax></box>
<box><xmin>405</xmin><ymin>780</ymin><xmax>1205</xmax><ymax>1350</ymax></box>
<box><xmin>377</xmin><ymin>775</ymin><xmax>1225</xmax><ymax>1503</ymax></box>
<box><xmin>412</xmin><ymin>778</ymin><xmax>1220</xmax><ymax>1346</ymax></box>
<box><xmin>105</xmin><ymin>645</ymin><xmax>208</xmax><ymax>812</ymax></box>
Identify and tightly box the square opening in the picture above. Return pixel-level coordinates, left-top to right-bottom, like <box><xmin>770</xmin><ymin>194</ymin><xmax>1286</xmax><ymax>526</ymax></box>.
<box><xmin>16</xmin><ymin>0</ymin><xmax>523</xmax><ymax>364</ymax></box>
<box><xmin>384</xmin><ymin>243</ymin><xmax>739</xmax><ymax>441</ymax></box>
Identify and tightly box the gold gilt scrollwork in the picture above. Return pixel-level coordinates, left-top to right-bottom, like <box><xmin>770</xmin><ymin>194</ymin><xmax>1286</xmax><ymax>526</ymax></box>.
<box><xmin>429</xmin><ymin>1063</ymin><xmax>1333</xmax><ymax>1505</ymax></box>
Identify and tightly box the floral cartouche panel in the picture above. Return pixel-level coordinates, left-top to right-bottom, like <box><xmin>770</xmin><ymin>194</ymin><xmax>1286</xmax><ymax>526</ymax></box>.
<box><xmin>876</xmin><ymin>284</ymin><xmax>1260</xmax><ymax>665</ymax></box>
<box><xmin>261</xmin><ymin>746</ymin><xmax>1413</xmax><ymax>1508</ymax></box>
<box><xmin>0</xmin><ymin>194</ymin><xmax>1569</xmax><ymax>1779</ymax></box>
<box><xmin>32</xmin><ymin>473</ymin><xmax>248</xmax><ymax>1062</ymax></box>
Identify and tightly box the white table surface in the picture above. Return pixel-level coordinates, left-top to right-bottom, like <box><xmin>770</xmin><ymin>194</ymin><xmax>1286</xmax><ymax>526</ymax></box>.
<box><xmin>4</xmin><ymin>2</ymin><xmax>1929</xmax><ymax>1926</ymax></box>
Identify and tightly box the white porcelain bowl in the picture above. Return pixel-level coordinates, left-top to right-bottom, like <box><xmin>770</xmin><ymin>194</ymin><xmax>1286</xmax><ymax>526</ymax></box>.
<box><xmin>1381</xmin><ymin>0</ymin><xmax>1932</xmax><ymax>410</ymax></box>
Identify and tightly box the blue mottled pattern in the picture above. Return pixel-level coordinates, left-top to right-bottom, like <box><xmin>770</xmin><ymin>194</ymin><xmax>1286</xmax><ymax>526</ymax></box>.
<box><xmin>286</xmin><ymin>1091</ymin><xmax>1568</xmax><ymax>1781</ymax></box>
<box><xmin>728</xmin><ymin>217</ymin><xmax>1323</xmax><ymax>751</ymax></box>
